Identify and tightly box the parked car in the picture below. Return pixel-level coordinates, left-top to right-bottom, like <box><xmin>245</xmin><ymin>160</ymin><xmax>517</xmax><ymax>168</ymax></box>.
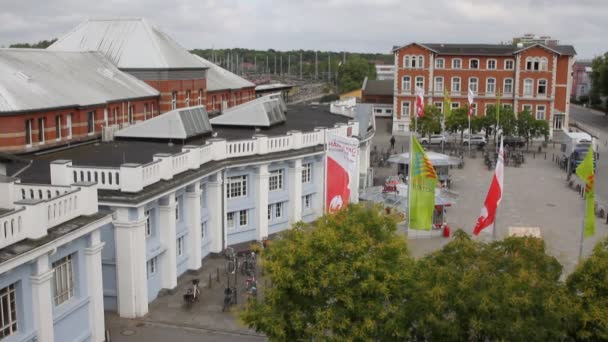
<box><xmin>420</xmin><ymin>134</ymin><xmax>447</xmax><ymax>145</ymax></box>
<box><xmin>463</xmin><ymin>134</ymin><xmax>487</xmax><ymax>146</ymax></box>
<box><xmin>503</xmin><ymin>136</ymin><xmax>525</xmax><ymax>148</ymax></box>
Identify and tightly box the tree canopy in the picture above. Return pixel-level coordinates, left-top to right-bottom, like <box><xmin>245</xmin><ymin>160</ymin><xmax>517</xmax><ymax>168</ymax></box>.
<box><xmin>591</xmin><ymin>52</ymin><xmax>608</xmax><ymax>102</ymax></box>
<box><xmin>337</xmin><ymin>56</ymin><xmax>376</xmax><ymax>93</ymax></box>
<box><xmin>9</xmin><ymin>38</ymin><xmax>57</xmax><ymax>49</ymax></box>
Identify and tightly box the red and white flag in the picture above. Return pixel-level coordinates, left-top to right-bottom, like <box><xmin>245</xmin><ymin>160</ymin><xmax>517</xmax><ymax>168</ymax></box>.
<box><xmin>473</xmin><ymin>138</ymin><xmax>504</xmax><ymax>235</ymax></box>
<box><xmin>467</xmin><ymin>88</ymin><xmax>475</xmax><ymax>117</ymax></box>
<box><xmin>415</xmin><ymin>87</ymin><xmax>424</xmax><ymax>118</ymax></box>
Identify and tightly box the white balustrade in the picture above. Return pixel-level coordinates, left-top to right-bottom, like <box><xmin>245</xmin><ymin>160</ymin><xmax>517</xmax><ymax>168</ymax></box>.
<box><xmin>46</xmin><ymin>189</ymin><xmax>82</xmax><ymax>228</ymax></box>
<box><xmin>14</xmin><ymin>183</ymin><xmax>71</xmax><ymax>202</ymax></box>
<box><xmin>141</xmin><ymin>161</ymin><xmax>161</xmax><ymax>188</ymax></box>
<box><xmin>0</xmin><ymin>209</ymin><xmax>26</xmax><ymax>250</ymax></box>
<box><xmin>267</xmin><ymin>136</ymin><xmax>291</xmax><ymax>152</ymax></box>
<box><xmin>70</xmin><ymin>166</ymin><xmax>121</xmax><ymax>190</ymax></box>
<box><xmin>226</xmin><ymin>140</ymin><xmax>257</xmax><ymax>157</ymax></box>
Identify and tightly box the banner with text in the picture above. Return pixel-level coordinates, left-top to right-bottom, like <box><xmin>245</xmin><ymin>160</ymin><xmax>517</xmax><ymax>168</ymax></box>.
<box><xmin>326</xmin><ymin>133</ymin><xmax>359</xmax><ymax>213</ymax></box>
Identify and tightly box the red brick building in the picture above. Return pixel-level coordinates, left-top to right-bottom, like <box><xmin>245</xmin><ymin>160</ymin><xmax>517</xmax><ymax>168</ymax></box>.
<box><xmin>391</xmin><ymin>43</ymin><xmax>576</xmax><ymax>136</ymax></box>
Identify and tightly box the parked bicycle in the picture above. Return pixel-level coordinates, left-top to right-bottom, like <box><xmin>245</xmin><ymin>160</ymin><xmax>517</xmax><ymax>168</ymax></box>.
<box><xmin>183</xmin><ymin>279</ymin><xmax>200</xmax><ymax>308</ymax></box>
<box><xmin>222</xmin><ymin>286</ymin><xmax>237</xmax><ymax>312</ymax></box>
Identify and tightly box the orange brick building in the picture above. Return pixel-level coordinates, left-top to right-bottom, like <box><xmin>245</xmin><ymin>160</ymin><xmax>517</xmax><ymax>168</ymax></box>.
<box><xmin>391</xmin><ymin>43</ymin><xmax>576</xmax><ymax>136</ymax></box>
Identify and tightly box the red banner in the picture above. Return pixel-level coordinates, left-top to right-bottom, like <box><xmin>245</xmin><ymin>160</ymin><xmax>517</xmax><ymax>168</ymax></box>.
<box><xmin>326</xmin><ymin>133</ymin><xmax>359</xmax><ymax>213</ymax></box>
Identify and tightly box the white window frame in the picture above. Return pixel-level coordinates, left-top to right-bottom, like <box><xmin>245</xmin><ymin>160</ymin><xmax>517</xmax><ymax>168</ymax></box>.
<box><xmin>522</xmin><ymin>104</ymin><xmax>533</xmax><ymax>113</ymax></box>
<box><xmin>227</xmin><ymin>212</ymin><xmax>236</xmax><ymax>230</ymax></box>
<box><xmin>536</xmin><ymin>105</ymin><xmax>546</xmax><ymax>120</ymax></box>
<box><xmin>175</xmin><ymin>198</ymin><xmax>180</xmax><ymax>222</ymax></box>
<box><xmin>269</xmin><ymin>169</ymin><xmax>284</xmax><ymax>191</ymax></box>
<box><xmin>226</xmin><ymin>175</ymin><xmax>247</xmax><ymax>198</ymax></box>
<box><xmin>145</xmin><ymin>209</ymin><xmax>152</xmax><ymax>237</ymax></box>
<box><xmin>66</xmin><ymin>114</ymin><xmax>72</xmax><ymax>139</ymax></box>
<box><xmin>486</xmin><ymin>78</ymin><xmax>496</xmax><ymax>95</ymax></box>
<box><xmin>452</xmin><ymin>58</ymin><xmax>462</xmax><ymax>69</ymax></box>
<box><xmin>487</xmin><ymin>59</ymin><xmax>497</xmax><ymax>70</ymax></box>
<box><xmin>435</xmin><ymin>58</ymin><xmax>444</xmax><ymax>69</ymax></box>
<box><xmin>402</xmin><ymin>76</ymin><xmax>411</xmax><ymax>93</ymax></box>
<box><xmin>523</xmin><ymin>79</ymin><xmax>534</xmax><ymax>96</ymax></box>
<box><xmin>239</xmin><ymin>209</ymin><xmax>248</xmax><ymax>227</ymax></box>
<box><xmin>503</xmin><ymin>78</ymin><xmax>514</xmax><ymax>94</ymax></box>
<box><xmin>275</xmin><ymin>202</ymin><xmax>283</xmax><ymax>218</ymax></box>
<box><xmin>468</xmin><ymin>77</ymin><xmax>478</xmax><ymax>94</ymax></box>
<box><xmin>504</xmin><ymin>59</ymin><xmax>514</xmax><ymax>70</ymax></box>
<box><xmin>469</xmin><ymin>58</ymin><xmax>479</xmax><ymax>69</ymax></box>
<box><xmin>415</xmin><ymin>76</ymin><xmax>424</xmax><ymax>90</ymax></box>
<box><xmin>537</xmin><ymin>79</ymin><xmax>548</xmax><ymax>96</ymax></box>
<box><xmin>177</xmin><ymin>236</ymin><xmax>184</xmax><ymax>256</ymax></box>
<box><xmin>451</xmin><ymin>77</ymin><xmax>461</xmax><ymax>94</ymax></box>
<box><xmin>87</xmin><ymin>111</ymin><xmax>95</xmax><ymax>134</ymax></box>
<box><xmin>201</xmin><ymin>222</ymin><xmax>207</xmax><ymax>241</ymax></box>
<box><xmin>38</xmin><ymin>117</ymin><xmax>45</xmax><ymax>144</ymax></box>
<box><xmin>434</xmin><ymin>76</ymin><xmax>444</xmax><ymax>93</ymax></box>
<box><xmin>540</xmin><ymin>57</ymin><xmax>548</xmax><ymax>71</ymax></box>
<box><xmin>302</xmin><ymin>163</ymin><xmax>312</xmax><ymax>183</ymax></box>
<box><xmin>434</xmin><ymin>102</ymin><xmax>443</xmax><ymax>113</ymax></box>
<box><xmin>151</xmin><ymin>103</ymin><xmax>155</xmax><ymax>117</ymax></box>
<box><xmin>147</xmin><ymin>257</ymin><xmax>157</xmax><ymax>278</ymax></box>
<box><xmin>418</xmin><ymin>55</ymin><xmax>424</xmax><ymax>68</ymax></box>
<box><xmin>451</xmin><ymin>102</ymin><xmax>460</xmax><ymax>109</ymax></box>
<box><xmin>401</xmin><ymin>101</ymin><xmax>411</xmax><ymax>117</ymax></box>
<box><xmin>171</xmin><ymin>91</ymin><xmax>178</xmax><ymax>110</ymax></box>
<box><xmin>198</xmin><ymin>89</ymin><xmax>203</xmax><ymax>106</ymax></box>
<box><xmin>52</xmin><ymin>254</ymin><xmax>74</xmax><ymax>306</ymax></box>
<box><xmin>25</xmin><ymin>119</ymin><xmax>33</xmax><ymax>146</ymax></box>
<box><xmin>403</xmin><ymin>55</ymin><xmax>410</xmax><ymax>68</ymax></box>
<box><xmin>303</xmin><ymin>194</ymin><xmax>312</xmax><ymax>209</ymax></box>
<box><xmin>0</xmin><ymin>284</ymin><xmax>18</xmax><ymax>338</ymax></box>
<box><xmin>185</xmin><ymin>90</ymin><xmax>191</xmax><ymax>107</ymax></box>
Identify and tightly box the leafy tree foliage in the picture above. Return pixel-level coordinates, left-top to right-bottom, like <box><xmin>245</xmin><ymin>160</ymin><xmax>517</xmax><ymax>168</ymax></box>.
<box><xmin>416</xmin><ymin>105</ymin><xmax>442</xmax><ymax>139</ymax></box>
<box><xmin>591</xmin><ymin>53</ymin><xmax>608</xmax><ymax>99</ymax></box>
<box><xmin>445</xmin><ymin>107</ymin><xmax>470</xmax><ymax>142</ymax></box>
<box><xmin>9</xmin><ymin>38</ymin><xmax>57</xmax><ymax>48</ymax></box>
<box><xmin>241</xmin><ymin>204</ymin><xmax>414</xmax><ymax>341</ymax></box>
<box><xmin>337</xmin><ymin>56</ymin><xmax>376</xmax><ymax>93</ymax></box>
<box><xmin>567</xmin><ymin>237</ymin><xmax>608</xmax><ymax>341</ymax></box>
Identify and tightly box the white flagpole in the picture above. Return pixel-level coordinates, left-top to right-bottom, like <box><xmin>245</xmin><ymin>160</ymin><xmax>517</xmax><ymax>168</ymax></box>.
<box><xmin>493</xmin><ymin>136</ymin><xmax>504</xmax><ymax>241</ymax></box>
<box><xmin>468</xmin><ymin>115</ymin><xmax>471</xmax><ymax>156</ymax></box>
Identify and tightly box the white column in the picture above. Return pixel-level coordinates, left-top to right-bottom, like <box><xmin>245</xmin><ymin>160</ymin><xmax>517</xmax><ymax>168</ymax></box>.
<box><xmin>352</xmin><ymin>145</ymin><xmax>361</xmax><ymax>204</ymax></box>
<box><xmin>85</xmin><ymin>230</ymin><xmax>106</xmax><ymax>342</ymax></box>
<box><xmin>185</xmin><ymin>185</ymin><xmax>202</xmax><ymax>271</ymax></box>
<box><xmin>256</xmin><ymin>164</ymin><xmax>269</xmax><ymax>240</ymax></box>
<box><xmin>30</xmin><ymin>254</ymin><xmax>54</xmax><ymax>342</ymax></box>
<box><xmin>289</xmin><ymin>160</ymin><xmax>303</xmax><ymax>224</ymax></box>
<box><xmin>158</xmin><ymin>195</ymin><xmax>177</xmax><ymax>290</ymax></box>
<box><xmin>114</xmin><ymin>210</ymin><xmax>148</xmax><ymax>318</ymax></box>
<box><xmin>207</xmin><ymin>173</ymin><xmax>224</xmax><ymax>253</ymax></box>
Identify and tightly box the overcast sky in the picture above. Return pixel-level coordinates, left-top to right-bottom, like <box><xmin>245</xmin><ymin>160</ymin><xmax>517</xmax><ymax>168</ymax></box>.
<box><xmin>1</xmin><ymin>0</ymin><xmax>606</xmax><ymax>59</ymax></box>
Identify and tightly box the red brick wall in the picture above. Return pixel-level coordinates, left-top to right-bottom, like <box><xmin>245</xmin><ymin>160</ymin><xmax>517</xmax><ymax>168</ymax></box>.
<box><xmin>206</xmin><ymin>87</ymin><xmax>256</xmax><ymax>112</ymax></box>
<box><xmin>144</xmin><ymin>79</ymin><xmax>207</xmax><ymax>114</ymax></box>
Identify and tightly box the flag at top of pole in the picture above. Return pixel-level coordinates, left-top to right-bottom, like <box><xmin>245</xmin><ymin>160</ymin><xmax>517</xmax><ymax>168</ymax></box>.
<box><xmin>473</xmin><ymin>137</ymin><xmax>504</xmax><ymax>235</ymax></box>
<box><xmin>576</xmin><ymin>146</ymin><xmax>595</xmax><ymax>237</ymax></box>
<box><xmin>415</xmin><ymin>86</ymin><xmax>424</xmax><ymax>118</ymax></box>
<box><xmin>468</xmin><ymin>88</ymin><xmax>475</xmax><ymax>117</ymax></box>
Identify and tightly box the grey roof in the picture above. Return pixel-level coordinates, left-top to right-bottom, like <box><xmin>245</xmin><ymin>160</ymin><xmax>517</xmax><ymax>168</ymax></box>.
<box><xmin>210</xmin><ymin>94</ymin><xmax>287</xmax><ymax>127</ymax></box>
<box><xmin>49</xmin><ymin>18</ymin><xmax>207</xmax><ymax>70</ymax></box>
<box><xmin>0</xmin><ymin>49</ymin><xmax>159</xmax><ymax>113</ymax></box>
<box><xmin>115</xmin><ymin>105</ymin><xmax>211</xmax><ymax>140</ymax></box>
<box><xmin>393</xmin><ymin>43</ymin><xmax>576</xmax><ymax>56</ymax></box>
<box><xmin>362</xmin><ymin>79</ymin><xmax>393</xmax><ymax>96</ymax></box>
<box><xmin>193</xmin><ymin>55</ymin><xmax>254</xmax><ymax>92</ymax></box>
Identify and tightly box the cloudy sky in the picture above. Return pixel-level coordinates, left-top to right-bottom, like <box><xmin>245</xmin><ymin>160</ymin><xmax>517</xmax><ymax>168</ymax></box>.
<box><xmin>1</xmin><ymin>0</ymin><xmax>606</xmax><ymax>58</ymax></box>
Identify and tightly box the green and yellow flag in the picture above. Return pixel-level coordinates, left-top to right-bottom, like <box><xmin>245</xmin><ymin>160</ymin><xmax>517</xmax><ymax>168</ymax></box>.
<box><xmin>576</xmin><ymin>146</ymin><xmax>595</xmax><ymax>237</ymax></box>
<box><xmin>409</xmin><ymin>136</ymin><xmax>438</xmax><ymax>230</ymax></box>
<box><xmin>443</xmin><ymin>88</ymin><xmax>451</xmax><ymax>117</ymax></box>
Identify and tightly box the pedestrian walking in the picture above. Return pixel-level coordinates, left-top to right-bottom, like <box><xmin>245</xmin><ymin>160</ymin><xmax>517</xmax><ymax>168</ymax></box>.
<box><xmin>390</xmin><ymin>136</ymin><xmax>395</xmax><ymax>150</ymax></box>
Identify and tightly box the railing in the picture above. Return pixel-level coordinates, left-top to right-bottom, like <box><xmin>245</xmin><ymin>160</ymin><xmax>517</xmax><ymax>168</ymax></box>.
<box><xmin>50</xmin><ymin>121</ymin><xmax>360</xmax><ymax>193</ymax></box>
<box><xmin>14</xmin><ymin>183</ymin><xmax>71</xmax><ymax>202</ymax></box>
<box><xmin>46</xmin><ymin>189</ymin><xmax>81</xmax><ymax>228</ymax></box>
<box><xmin>0</xmin><ymin>209</ymin><xmax>26</xmax><ymax>250</ymax></box>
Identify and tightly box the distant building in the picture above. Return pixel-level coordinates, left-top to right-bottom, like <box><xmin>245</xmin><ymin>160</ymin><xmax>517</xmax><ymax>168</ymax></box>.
<box><xmin>392</xmin><ymin>42</ymin><xmax>576</xmax><ymax>136</ymax></box>
<box><xmin>572</xmin><ymin>60</ymin><xmax>593</xmax><ymax>100</ymax></box>
<box><xmin>340</xmin><ymin>89</ymin><xmax>362</xmax><ymax>101</ymax></box>
<box><xmin>513</xmin><ymin>33</ymin><xmax>559</xmax><ymax>47</ymax></box>
<box><xmin>255</xmin><ymin>83</ymin><xmax>294</xmax><ymax>102</ymax></box>
<box><xmin>361</xmin><ymin>77</ymin><xmax>393</xmax><ymax>117</ymax></box>
<box><xmin>375</xmin><ymin>64</ymin><xmax>395</xmax><ymax>80</ymax></box>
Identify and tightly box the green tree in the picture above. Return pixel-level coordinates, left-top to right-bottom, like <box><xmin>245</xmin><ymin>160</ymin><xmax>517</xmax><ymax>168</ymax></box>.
<box><xmin>590</xmin><ymin>52</ymin><xmax>608</xmax><ymax>113</ymax></box>
<box><xmin>241</xmin><ymin>204</ymin><xmax>414</xmax><ymax>341</ymax></box>
<box><xmin>406</xmin><ymin>231</ymin><xmax>573</xmax><ymax>341</ymax></box>
<box><xmin>9</xmin><ymin>38</ymin><xmax>57</xmax><ymax>49</ymax></box>
<box><xmin>445</xmin><ymin>107</ymin><xmax>469</xmax><ymax>142</ymax></box>
<box><xmin>337</xmin><ymin>55</ymin><xmax>376</xmax><ymax>93</ymax></box>
<box><xmin>417</xmin><ymin>105</ymin><xmax>442</xmax><ymax>139</ymax></box>
<box><xmin>566</xmin><ymin>237</ymin><xmax>608</xmax><ymax>341</ymax></box>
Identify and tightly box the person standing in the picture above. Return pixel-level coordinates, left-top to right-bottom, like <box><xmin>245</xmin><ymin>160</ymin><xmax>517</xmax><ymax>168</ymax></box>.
<box><xmin>390</xmin><ymin>136</ymin><xmax>396</xmax><ymax>150</ymax></box>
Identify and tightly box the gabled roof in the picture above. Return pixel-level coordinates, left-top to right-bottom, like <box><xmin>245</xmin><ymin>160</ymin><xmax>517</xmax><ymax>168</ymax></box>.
<box><xmin>193</xmin><ymin>55</ymin><xmax>254</xmax><ymax>92</ymax></box>
<box><xmin>210</xmin><ymin>94</ymin><xmax>286</xmax><ymax>127</ymax></box>
<box><xmin>115</xmin><ymin>105</ymin><xmax>212</xmax><ymax>140</ymax></box>
<box><xmin>49</xmin><ymin>18</ymin><xmax>207</xmax><ymax>70</ymax></box>
<box><xmin>362</xmin><ymin>77</ymin><xmax>393</xmax><ymax>96</ymax></box>
<box><xmin>0</xmin><ymin>49</ymin><xmax>159</xmax><ymax>113</ymax></box>
<box><xmin>393</xmin><ymin>43</ymin><xmax>576</xmax><ymax>56</ymax></box>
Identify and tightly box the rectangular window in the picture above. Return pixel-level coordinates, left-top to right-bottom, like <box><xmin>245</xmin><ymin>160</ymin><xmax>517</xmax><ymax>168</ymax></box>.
<box><xmin>486</xmin><ymin>78</ymin><xmax>496</xmax><ymax>94</ymax></box>
<box><xmin>451</xmin><ymin>77</ymin><xmax>461</xmax><ymax>93</ymax></box>
<box><xmin>434</xmin><ymin>77</ymin><xmax>444</xmax><ymax>92</ymax></box>
<box><xmin>504</xmin><ymin>78</ymin><xmax>514</xmax><ymax>94</ymax></box>
<box><xmin>227</xmin><ymin>212</ymin><xmax>235</xmax><ymax>230</ymax></box>
<box><xmin>536</xmin><ymin>105</ymin><xmax>546</xmax><ymax>120</ymax></box>
<box><xmin>451</xmin><ymin>102</ymin><xmax>460</xmax><ymax>109</ymax></box>
<box><xmin>401</xmin><ymin>101</ymin><xmax>411</xmax><ymax>117</ymax></box>
<box><xmin>505</xmin><ymin>60</ymin><xmax>514</xmax><ymax>70</ymax></box>
<box><xmin>538</xmin><ymin>80</ymin><xmax>547</xmax><ymax>95</ymax></box>
<box><xmin>147</xmin><ymin>257</ymin><xmax>157</xmax><ymax>278</ymax></box>
<box><xmin>186</xmin><ymin>90</ymin><xmax>191</xmax><ymax>107</ymax></box>
<box><xmin>143</xmin><ymin>104</ymin><xmax>148</xmax><ymax>120</ymax></box>
<box><xmin>38</xmin><ymin>117</ymin><xmax>45</xmax><ymax>143</ymax></box>
<box><xmin>175</xmin><ymin>199</ymin><xmax>180</xmax><ymax>222</ymax></box>
<box><xmin>146</xmin><ymin>210</ymin><xmax>152</xmax><ymax>237</ymax></box>
<box><xmin>275</xmin><ymin>202</ymin><xmax>283</xmax><ymax>218</ymax></box>
<box><xmin>269</xmin><ymin>169</ymin><xmax>284</xmax><ymax>191</ymax></box>
<box><xmin>151</xmin><ymin>104</ymin><xmax>155</xmax><ymax>117</ymax></box>
<box><xmin>302</xmin><ymin>163</ymin><xmax>312</xmax><ymax>183</ymax></box>
<box><xmin>435</xmin><ymin>58</ymin><xmax>444</xmax><ymax>69</ymax></box>
<box><xmin>523</xmin><ymin>104</ymin><xmax>533</xmax><ymax>113</ymax></box>
<box><xmin>177</xmin><ymin>236</ymin><xmax>184</xmax><ymax>256</ymax></box>
<box><xmin>239</xmin><ymin>210</ymin><xmax>248</xmax><ymax>226</ymax></box>
<box><xmin>201</xmin><ymin>222</ymin><xmax>207</xmax><ymax>241</ymax></box>
<box><xmin>87</xmin><ymin>111</ymin><xmax>95</xmax><ymax>134</ymax></box>
<box><xmin>469</xmin><ymin>59</ymin><xmax>479</xmax><ymax>69</ymax></box>
<box><xmin>66</xmin><ymin>114</ymin><xmax>72</xmax><ymax>138</ymax></box>
<box><xmin>434</xmin><ymin>102</ymin><xmax>443</xmax><ymax>113</ymax></box>
<box><xmin>469</xmin><ymin>78</ymin><xmax>478</xmax><ymax>93</ymax></box>
<box><xmin>503</xmin><ymin>104</ymin><xmax>513</xmax><ymax>110</ymax></box>
<box><xmin>303</xmin><ymin>194</ymin><xmax>312</xmax><ymax>209</ymax></box>
<box><xmin>415</xmin><ymin>76</ymin><xmax>424</xmax><ymax>90</ymax></box>
<box><xmin>128</xmin><ymin>106</ymin><xmax>134</xmax><ymax>124</ymax></box>
<box><xmin>524</xmin><ymin>79</ymin><xmax>534</xmax><ymax>96</ymax></box>
<box><xmin>267</xmin><ymin>205</ymin><xmax>272</xmax><ymax>220</ymax></box>
<box><xmin>487</xmin><ymin>59</ymin><xmax>497</xmax><ymax>70</ymax></box>
<box><xmin>402</xmin><ymin>76</ymin><xmax>411</xmax><ymax>93</ymax></box>
<box><xmin>25</xmin><ymin>119</ymin><xmax>33</xmax><ymax>145</ymax></box>
<box><xmin>470</xmin><ymin>103</ymin><xmax>477</xmax><ymax>116</ymax></box>
<box><xmin>0</xmin><ymin>284</ymin><xmax>17</xmax><ymax>339</ymax></box>
<box><xmin>52</xmin><ymin>254</ymin><xmax>74</xmax><ymax>306</ymax></box>
<box><xmin>452</xmin><ymin>58</ymin><xmax>462</xmax><ymax>69</ymax></box>
<box><xmin>226</xmin><ymin>175</ymin><xmax>247</xmax><ymax>198</ymax></box>
<box><xmin>55</xmin><ymin>115</ymin><xmax>62</xmax><ymax>140</ymax></box>
<box><xmin>171</xmin><ymin>91</ymin><xmax>178</xmax><ymax>110</ymax></box>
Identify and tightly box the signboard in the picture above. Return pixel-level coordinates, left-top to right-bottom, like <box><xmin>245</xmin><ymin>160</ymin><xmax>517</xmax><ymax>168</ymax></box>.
<box><xmin>326</xmin><ymin>133</ymin><xmax>359</xmax><ymax>213</ymax></box>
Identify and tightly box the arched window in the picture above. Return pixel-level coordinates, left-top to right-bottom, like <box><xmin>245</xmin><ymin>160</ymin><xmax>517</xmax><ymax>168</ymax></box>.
<box><xmin>404</xmin><ymin>56</ymin><xmax>410</xmax><ymax>68</ymax></box>
<box><xmin>38</xmin><ymin>190</ymin><xmax>42</xmax><ymax>199</ymax></box>
<box><xmin>47</xmin><ymin>190</ymin><xmax>51</xmax><ymax>198</ymax></box>
<box><xmin>418</xmin><ymin>56</ymin><xmax>424</xmax><ymax>68</ymax></box>
<box><xmin>21</xmin><ymin>189</ymin><xmax>25</xmax><ymax>200</ymax></box>
<box><xmin>540</xmin><ymin>57</ymin><xmax>548</xmax><ymax>71</ymax></box>
<box><xmin>29</xmin><ymin>189</ymin><xmax>34</xmax><ymax>199</ymax></box>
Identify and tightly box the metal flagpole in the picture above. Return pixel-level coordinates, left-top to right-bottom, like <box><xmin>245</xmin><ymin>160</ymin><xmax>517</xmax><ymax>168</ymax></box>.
<box><xmin>468</xmin><ymin>115</ymin><xmax>472</xmax><ymax>156</ymax></box>
<box><xmin>408</xmin><ymin>130</ymin><xmax>413</xmax><ymax>232</ymax></box>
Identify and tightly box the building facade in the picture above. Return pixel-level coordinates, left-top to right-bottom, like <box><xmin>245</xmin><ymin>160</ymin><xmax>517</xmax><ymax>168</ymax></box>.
<box><xmin>392</xmin><ymin>43</ymin><xmax>576</xmax><ymax>135</ymax></box>
<box><xmin>375</xmin><ymin>64</ymin><xmax>395</xmax><ymax>80</ymax></box>
<box><xmin>572</xmin><ymin>60</ymin><xmax>593</xmax><ymax>100</ymax></box>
